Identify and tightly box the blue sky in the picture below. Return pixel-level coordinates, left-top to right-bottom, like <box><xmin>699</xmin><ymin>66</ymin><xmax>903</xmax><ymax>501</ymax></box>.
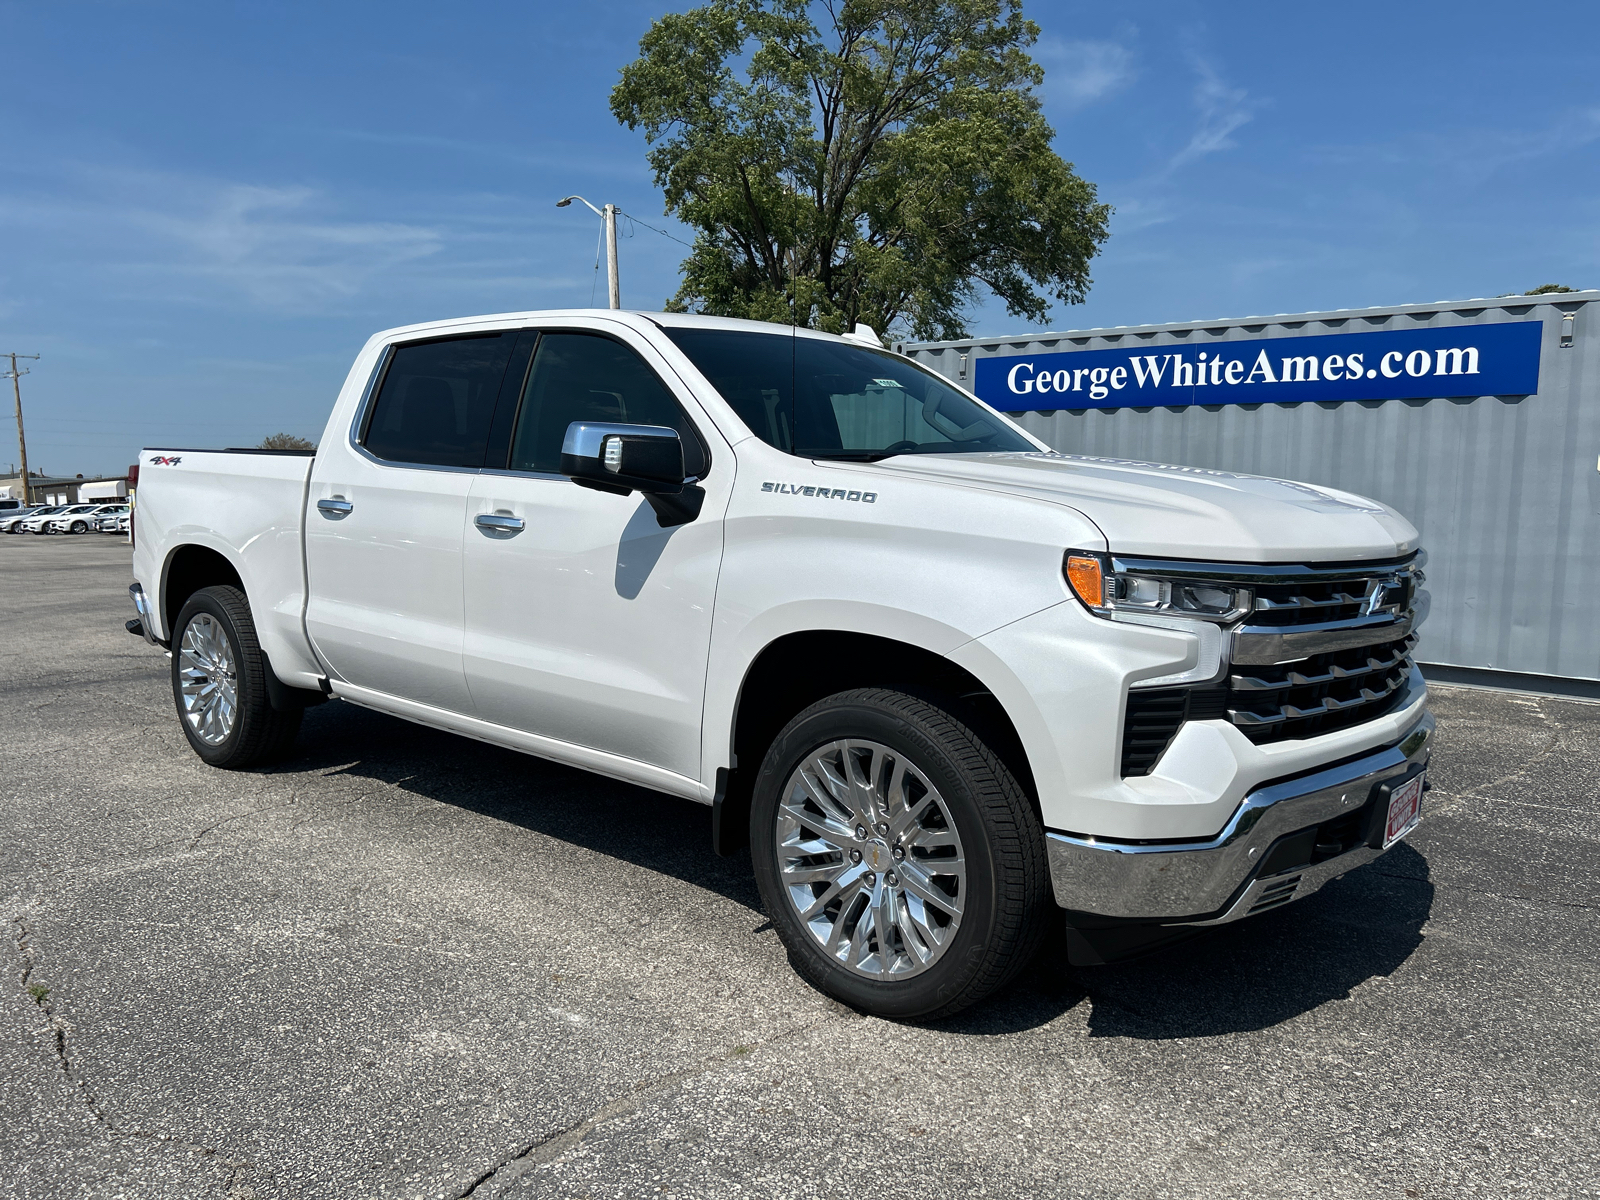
<box><xmin>2</xmin><ymin>1</ymin><xmax>1596</xmax><ymax>477</ymax></box>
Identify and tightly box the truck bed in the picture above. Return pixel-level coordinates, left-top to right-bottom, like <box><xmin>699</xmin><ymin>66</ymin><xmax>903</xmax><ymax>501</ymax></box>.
<box><xmin>132</xmin><ymin>447</ymin><xmax>324</xmax><ymax>688</ymax></box>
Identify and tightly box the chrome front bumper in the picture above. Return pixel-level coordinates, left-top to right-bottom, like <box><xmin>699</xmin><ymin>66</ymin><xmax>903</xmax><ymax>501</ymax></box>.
<box><xmin>1047</xmin><ymin>711</ymin><xmax>1433</xmax><ymax>926</ymax></box>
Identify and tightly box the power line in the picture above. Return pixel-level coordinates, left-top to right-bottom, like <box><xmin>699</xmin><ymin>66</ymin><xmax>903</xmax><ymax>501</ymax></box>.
<box><xmin>619</xmin><ymin>210</ymin><xmax>696</xmax><ymax>250</ymax></box>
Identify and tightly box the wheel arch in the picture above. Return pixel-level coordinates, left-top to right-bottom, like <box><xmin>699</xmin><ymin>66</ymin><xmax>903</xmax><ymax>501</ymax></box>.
<box><xmin>714</xmin><ymin>629</ymin><xmax>1038</xmax><ymax>855</ymax></box>
<box><xmin>160</xmin><ymin>543</ymin><xmax>244</xmax><ymax>643</ymax></box>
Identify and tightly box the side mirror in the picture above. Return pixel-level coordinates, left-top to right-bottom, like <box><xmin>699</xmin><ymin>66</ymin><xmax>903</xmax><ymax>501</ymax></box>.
<box><xmin>559</xmin><ymin>421</ymin><xmax>705</xmax><ymax>527</ymax></box>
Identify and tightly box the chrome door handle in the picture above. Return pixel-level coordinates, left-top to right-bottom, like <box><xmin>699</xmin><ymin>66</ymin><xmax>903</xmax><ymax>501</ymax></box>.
<box><xmin>317</xmin><ymin>498</ymin><xmax>353</xmax><ymax>519</ymax></box>
<box><xmin>474</xmin><ymin>513</ymin><xmax>525</xmax><ymax>536</ymax></box>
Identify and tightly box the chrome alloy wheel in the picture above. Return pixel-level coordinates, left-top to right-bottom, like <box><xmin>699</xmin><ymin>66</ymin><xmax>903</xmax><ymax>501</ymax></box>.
<box><xmin>177</xmin><ymin>613</ymin><xmax>238</xmax><ymax>746</ymax></box>
<box><xmin>774</xmin><ymin>739</ymin><xmax>966</xmax><ymax>980</ymax></box>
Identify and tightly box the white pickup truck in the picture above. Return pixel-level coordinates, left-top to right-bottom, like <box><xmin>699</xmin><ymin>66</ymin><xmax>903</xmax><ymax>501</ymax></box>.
<box><xmin>129</xmin><ymin>309</ymin><xmax>1432</xmax><ymax>1018</ymax></box>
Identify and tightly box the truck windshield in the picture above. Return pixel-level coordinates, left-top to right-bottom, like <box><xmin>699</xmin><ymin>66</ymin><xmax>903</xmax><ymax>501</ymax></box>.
<box><xmin>663</xmin><ymin>327</ymin><xmax>1034</xmax><ymax>461</ymax></box>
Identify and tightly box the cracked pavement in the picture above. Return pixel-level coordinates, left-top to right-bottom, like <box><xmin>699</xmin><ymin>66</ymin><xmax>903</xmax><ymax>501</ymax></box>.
<box><xmin>2</xmin><ymin>536</ymin><xmax>1597</xmax><ymax>1199</ymax></box>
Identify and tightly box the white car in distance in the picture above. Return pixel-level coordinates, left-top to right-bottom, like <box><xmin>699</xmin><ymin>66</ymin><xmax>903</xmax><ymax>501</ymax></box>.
<box><xmin>17</xmin><ymin>505</ymin><xmax>98</xmax><ymax>534</ymax></box>
<box><xmin>49</xmin><ymin>504</ymin><xmax>127</xmax><ymax>534</ymax></box>
<box><xmin>0</xmin><ymin>506</ymin><xmax>56</xmax><ymax>533</ymax></box>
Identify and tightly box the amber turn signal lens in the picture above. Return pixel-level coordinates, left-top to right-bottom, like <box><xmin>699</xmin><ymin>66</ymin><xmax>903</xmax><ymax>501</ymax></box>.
<box><xmin>1065</xmin><ymin>554</ymin><xmax>1105</xmax><ymax>609</ymax></box>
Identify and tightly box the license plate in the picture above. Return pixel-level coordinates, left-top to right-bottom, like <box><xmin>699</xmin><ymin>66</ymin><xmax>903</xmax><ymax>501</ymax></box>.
<box><xmin>1382</xmin><ymin>772</ymin><xmax>1425</xmax><ymax>848</ymax></box>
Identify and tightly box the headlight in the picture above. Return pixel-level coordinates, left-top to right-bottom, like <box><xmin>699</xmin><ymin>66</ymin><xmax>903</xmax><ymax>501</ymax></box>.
<box><xmin>1064</xmin><ymin>551</ymin><xmax>1252</xmax><ymax>623</ymax></box>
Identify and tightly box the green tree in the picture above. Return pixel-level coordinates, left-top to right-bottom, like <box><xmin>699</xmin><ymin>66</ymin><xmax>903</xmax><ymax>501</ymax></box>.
<box><xmin>1525</xmin><ymin>284</ymin><xmax>1578</xmax><ymax>295</ymax></box>
<box><xmin>611</xmin><ymin>0</ymin><xmax>1110</xmax><ymax>341</ymax></box>
<box><xmin>258</xmin><ymin>433</ymin><xmax>316</xmax><ymax>451</ymax></box>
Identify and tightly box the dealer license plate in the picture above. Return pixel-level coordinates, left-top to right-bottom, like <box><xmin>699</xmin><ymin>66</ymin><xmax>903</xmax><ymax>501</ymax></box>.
<box><xmin>1382</xmin><ymin>772</ymin><xmax>1425</xmax><ymax>848</ymax></box>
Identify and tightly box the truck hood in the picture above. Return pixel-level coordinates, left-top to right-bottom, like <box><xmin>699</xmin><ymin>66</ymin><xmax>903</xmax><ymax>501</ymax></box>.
<box><xmin>872</xmin><ymin>452</ymin><xmax>1420</xmax><ymax>562</ymax></box>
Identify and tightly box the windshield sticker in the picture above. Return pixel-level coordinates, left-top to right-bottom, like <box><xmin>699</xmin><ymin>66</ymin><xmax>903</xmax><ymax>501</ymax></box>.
<box><xmin>870</xmin><ymin>378</ymin><xmax>903</xmax><ymax>389</ymax></box>
<box><xmin>763</xmin><ymin>482</ymin><xmax>877</xmax><ymax>503</ymax></box>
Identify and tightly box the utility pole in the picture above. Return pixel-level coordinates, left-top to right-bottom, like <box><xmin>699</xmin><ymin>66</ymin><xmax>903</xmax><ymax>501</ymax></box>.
<box><xmin>4</xmin><ymin>353</ymin><xmax>39</xmax><ymax>506</ymax></box>
<box><xmin>556</xmin><ymin>196</ymin><xmax>621</xmax><ymax>309</ymax></box>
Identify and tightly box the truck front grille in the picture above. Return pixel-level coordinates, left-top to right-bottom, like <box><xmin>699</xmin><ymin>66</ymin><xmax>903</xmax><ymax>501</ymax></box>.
<box><xmin>1225</xmin><ymin>633</ymin><xmax>1416</xmax><ymax>743</ymax></box>
<box><xmin>1118</xmin><ymin>553</ymin><xmax>1425</xmax><ymax>774</ymax></box>
<box><xmin>1245</xmin><ymin>574</ymin><xmax>1417</xmax><ymax>629</ymax></box>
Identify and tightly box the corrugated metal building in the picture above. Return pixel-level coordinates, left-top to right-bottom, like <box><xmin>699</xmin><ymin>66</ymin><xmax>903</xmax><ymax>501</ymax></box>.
<box><xmin>898</xmin><ymin>290</ymin><xmax>1599</xmax><ymax>694</ymax></box>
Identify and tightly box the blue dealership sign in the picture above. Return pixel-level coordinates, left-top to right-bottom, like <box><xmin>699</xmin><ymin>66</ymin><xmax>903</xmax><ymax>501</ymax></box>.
<box><xmin>973</xmin><ymin>321</ymin><xmax>1543</xmax><ymax>412</ymax></box>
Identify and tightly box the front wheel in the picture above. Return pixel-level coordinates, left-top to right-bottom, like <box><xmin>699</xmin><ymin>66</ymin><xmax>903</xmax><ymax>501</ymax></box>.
<box><xmin>750</xmin><ymin>688</ymin><xmax>1050</xmax><ymax>1020</ymax></box>
<box><xmin>70</xmin><ymin>520</ymin><xmax>88</xmax><ymax>534</ymax></box>
<box><xmin>170</xmin><ymin>585</ymin><xmax>302</xmax><ymax>768</ymax></box>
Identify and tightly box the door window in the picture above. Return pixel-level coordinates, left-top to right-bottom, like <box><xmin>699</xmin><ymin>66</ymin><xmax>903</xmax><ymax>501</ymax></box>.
<box><xmin>362</xmin><ymin>333</ymin><xmax>516</xmax><ymax>468</ymax></box>
<box><xmin>508</xmin><ymin>333</ymin><xmax>706</xmax><ymax>476</ymax></box>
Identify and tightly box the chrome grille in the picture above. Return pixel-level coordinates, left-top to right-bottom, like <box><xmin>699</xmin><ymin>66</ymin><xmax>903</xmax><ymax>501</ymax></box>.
<box><xmin>1226</xmin><ymin>553</ymin><xmax>1423</xmax><ymax>743</ymax></box>
<box><xmin>1119</xmin><ymin>552</ymin><xmax>1426</xmax><ymax>771</ymax></box>
<box><xmin>1226</xmin><ymin>633</ymin><xmax>1415</xmax><ymax>742</ymax></box>
<box><xmin>1245</xmin><ymin>570</ymin><xmax>1416</xmax><ymax>630</ymax></box>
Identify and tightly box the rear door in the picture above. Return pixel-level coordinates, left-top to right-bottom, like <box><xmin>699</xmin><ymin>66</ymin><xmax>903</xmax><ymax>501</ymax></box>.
<box><xmin>461</xmin><ymin>326</ymin><xmax>728</xmax><ymax>780</ymax></box>
<box><xmin>304</xmin><ymin>330</ymin><xmax>518</xmax><ymax>712</ymax></box>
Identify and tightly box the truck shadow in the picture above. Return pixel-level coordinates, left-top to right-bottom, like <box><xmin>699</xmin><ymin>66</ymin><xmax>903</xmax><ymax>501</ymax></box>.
<box><xmin>286</xmin><ymin>699</ymin><xmax>764</xmax><ymax>914</ymax></box>
<box><xmin>286</xmin><ymin>700</ymin><xmax>1433</xmax><ymax>1040</ymax></box>
<box><xmin>947</xmin><ymin>844</ymin><xmax>1434</xmax><ymax>1039</ymax></box>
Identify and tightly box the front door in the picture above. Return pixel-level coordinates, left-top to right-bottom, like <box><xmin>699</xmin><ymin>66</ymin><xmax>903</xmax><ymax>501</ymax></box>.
<box><xmin>462</xmin><ymin>327</ymin><xmax>727</xmax><ymax>781</ymax></box>
<box><xmin>305</xmin><ymin>330</ymin><xmax>519</xmax><ymax>713</ymax></box>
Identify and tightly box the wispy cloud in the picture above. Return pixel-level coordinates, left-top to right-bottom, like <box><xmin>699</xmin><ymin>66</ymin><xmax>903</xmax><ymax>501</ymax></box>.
<box><xmin>0</xmin><ymin>165</ymin><xmax>445</xmax><ymax>310</ymax></box>
<box><xmin>131</xmin><ymin>181</ymin><xmax>443</xmax><ymax>306</ymax></box>
<box><xmin>1311</xmin><ymin>106</ymin><xmax>1600</xmax><ymax>185</ymax></box>
<box><xmin>1166</xmin><ymin>56</ymin><xmax>1254</xmax><ymax>174</ymax></box>
<box><xmin>1038</xmin><ymin>38</ymin><xmax>1136</xmax><ymax>110</ymax></box>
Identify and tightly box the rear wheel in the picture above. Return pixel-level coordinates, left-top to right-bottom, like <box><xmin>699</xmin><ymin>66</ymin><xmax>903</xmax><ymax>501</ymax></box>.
<box><xmin>170</xmin><ymin>585</ymin><xmax>301</xmax><ymax>768</ymax></box>
<box><xmin>750</xmin><ymin>688</ymin><xmax>1049</xmax><ymax>1020</ymax></box>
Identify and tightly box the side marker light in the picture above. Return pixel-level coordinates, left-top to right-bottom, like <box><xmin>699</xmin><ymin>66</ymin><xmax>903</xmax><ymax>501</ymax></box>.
<box><xmin>1065</xmin><ymin>555</ymin><xmax>1105</xmax><ymax>609</ymax></box>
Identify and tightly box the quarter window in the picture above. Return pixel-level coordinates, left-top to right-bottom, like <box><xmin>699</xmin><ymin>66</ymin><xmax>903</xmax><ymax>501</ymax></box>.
<box><xmin>509</xmin><ymin>333</ymin><xmax>706</xmax><ymax>476</ymax></box>
<box><xmin>363</xmin><ymin>333</ymin><xmax>515</xmax><ymax>468</ymax></box>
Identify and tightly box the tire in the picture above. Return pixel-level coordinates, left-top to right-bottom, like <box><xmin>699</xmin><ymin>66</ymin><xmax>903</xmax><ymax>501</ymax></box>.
<box><xmin>170</xmin><ymin>585</ymin><xmax>302</xmax><ymax>768</ymax></box>
<box><xmin>70</xmin><ymin>520</ymin><xmax>87</xmax><ymax>534</ymax></box>
<box><xmin>750</xmin><ymin>688</ymin><xmax>1050</xmax><ymax>1020</ymax></box>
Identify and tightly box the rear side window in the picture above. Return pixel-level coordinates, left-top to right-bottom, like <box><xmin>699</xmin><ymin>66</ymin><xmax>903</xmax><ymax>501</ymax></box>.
<box><xmin>362</xmin><ymin>333</ymin><xmax>515</xmax><ymax>468</ymax></box>
<box><xmin>508</xmin><ymin>333</ymin><xmax>707</xmax><ymax>476</ymax></box>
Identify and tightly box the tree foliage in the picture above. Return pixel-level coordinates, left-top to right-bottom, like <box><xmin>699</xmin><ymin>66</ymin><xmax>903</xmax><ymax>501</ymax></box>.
<box><xmin>258</xmin><ymin>432</ymin><xmax>315</xmax><ymax>451</ymax></box>
<box><xmin>611</xmin><ymin>0</ymin><xmax>1110</xmax><ymax>340</ymax></box>
<box><xmin>1525</xmin><ymin>284</ymin><xmax>1577</xmax><ymax>295</ymax></box>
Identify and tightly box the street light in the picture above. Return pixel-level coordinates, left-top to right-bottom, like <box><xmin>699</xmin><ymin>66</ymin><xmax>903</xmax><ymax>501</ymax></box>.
<box><xmin>557</xmin><ymin>195</ymin><xmax>620</xmax><ymax>310</ymax></box>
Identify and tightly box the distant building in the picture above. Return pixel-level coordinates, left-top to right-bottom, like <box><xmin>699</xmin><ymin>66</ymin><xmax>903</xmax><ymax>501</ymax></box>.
<box><xmin>0</xmin><ymin>470</ymin><xmax>129</xmax><ymax>506</ymax></box>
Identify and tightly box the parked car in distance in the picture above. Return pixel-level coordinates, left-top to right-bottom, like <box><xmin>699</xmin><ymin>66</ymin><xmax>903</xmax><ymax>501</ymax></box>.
<box><xmin>10</xmin><ymin>505</ymin><xmax>76</xmax><ymax>534</ymax></box>
<box><xmin>0</xmin><ymin>505</ymin><xmax>53</xmax><ymax>533</ymax></box>
<box><xmin>53</xmin><ymin>503</ymin><xmax>127</xmax><ymax>534</ymax></box>
<box><xmin>29</xmin><ymin>504</ymin><xmax>104</xmax><ymax>534</ymax></box>
<box><xmin>98</xmin><ymin>511</ymin><xmax>131</xmax><ymax>534</ymax></box>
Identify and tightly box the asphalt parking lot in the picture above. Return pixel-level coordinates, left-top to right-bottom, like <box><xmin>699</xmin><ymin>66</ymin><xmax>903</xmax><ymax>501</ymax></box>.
<box><xmin>2</xmin><ymin>534</ymin><xmax>1596</xmax><ymax>1200</ymax></box>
